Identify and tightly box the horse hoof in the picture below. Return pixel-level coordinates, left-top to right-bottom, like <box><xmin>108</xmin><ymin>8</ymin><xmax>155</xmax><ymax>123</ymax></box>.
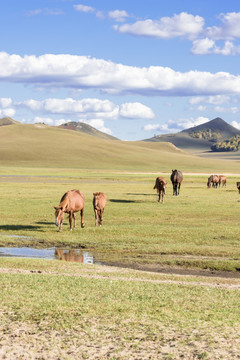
<box><xmin>81</xmin><ymin>223</ymin><xmax>85</xmax><ymax>228</ymax></box>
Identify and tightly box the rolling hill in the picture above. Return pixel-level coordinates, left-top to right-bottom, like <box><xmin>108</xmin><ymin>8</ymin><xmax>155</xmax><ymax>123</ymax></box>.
<box><xmin>0</xmin><ymin>117</ymin><xmax>20</xmax><ymax>126</ymax></box>
<box><xmin>144</xmin><ymin>118</ymin><xmax>240</xmax><ymax>152</ymax></box>
<box><xmin>0</xmin><ymin>122</ymin><xmax>240</xmax><ymax>173</ymax></box>
<box><xmin>58</xmin><ymin>121</ymin><xmax>118</xmax><ymax>140</ymax></box>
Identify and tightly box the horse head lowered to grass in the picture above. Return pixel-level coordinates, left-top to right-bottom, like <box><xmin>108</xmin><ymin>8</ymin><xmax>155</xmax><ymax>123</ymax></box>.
<box><xmin>170</xmin><ymin>169</ymin><xmax>183</xmax><ymax>196</ymax></box>
<box><xmin>54</xmin><ymin>189</ymin><xmax>85</xmax><ymax>232</ymax></box>
<box><xmin>93</xmin><ymin>192</ymin><xmax>106</xmax><ymax>226</ymax></box>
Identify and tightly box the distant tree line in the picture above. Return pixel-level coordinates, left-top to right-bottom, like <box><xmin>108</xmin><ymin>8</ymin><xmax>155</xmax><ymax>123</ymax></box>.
<box><xmin>211</xmin><ymin>134</ymin><xmax>240</xmax><ymax>152</ymax></box>
<box><xmin>189</xmin><ymin>129</ymin><xmax>222</xmax><ymax>142</ymax></box>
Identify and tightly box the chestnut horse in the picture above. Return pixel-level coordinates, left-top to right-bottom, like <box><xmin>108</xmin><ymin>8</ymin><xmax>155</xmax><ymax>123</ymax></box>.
<box><xmin>219</xmin><ymin>175</ymin><xmax>227</xmax><ymax>187</ymax></box>
<box><xmin>153</xmin><ymin>176</ymin><xmax>167</xmax><ymax>203</ymax></box>
<box><xmin>54</xmin><ymin>190</ymin><xmax>85</xmax><ymax>232</ymax></box>
<box><xmin>170</xmin><ymin>169</ymin><xmax>183</xmax><ymax>196</ymax></box>
<box><xmin>93</xmin><ymin>192</ymin><xmax>106</xmax><ymax>226</ymax></box>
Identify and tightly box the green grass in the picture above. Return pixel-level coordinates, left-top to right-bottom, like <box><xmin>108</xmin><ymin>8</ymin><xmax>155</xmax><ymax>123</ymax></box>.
<box><xmin>0</xmin><ymin>258</ymin><xmax>240</xmax><ymax>359</ymax></box>
<box><xmin>0</xmin><ymin>170</ymin><xmax>240</xmax><ymax>272</ymax></box>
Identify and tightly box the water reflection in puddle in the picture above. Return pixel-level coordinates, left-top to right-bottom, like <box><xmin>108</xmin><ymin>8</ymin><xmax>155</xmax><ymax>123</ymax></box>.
<box><xmin>0</xmin><ymin>247</ymin><xmax>96</xmax><ymax>264</ymax></box>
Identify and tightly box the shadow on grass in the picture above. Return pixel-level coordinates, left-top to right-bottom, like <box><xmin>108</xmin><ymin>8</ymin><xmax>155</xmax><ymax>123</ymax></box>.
<box><xmin>126</xmin><ymin>193</ymin><xmax>153</xmax><ymax>196</ymax></box>
<box><xmin>109</xmin><ymin>199</ymin><xmax>139</xmax><ymax>203</ymax></box>
<box><xmin>0</xmin><ymin>225</ymin><xmax>43</xmax><ymax>231</ymax></box>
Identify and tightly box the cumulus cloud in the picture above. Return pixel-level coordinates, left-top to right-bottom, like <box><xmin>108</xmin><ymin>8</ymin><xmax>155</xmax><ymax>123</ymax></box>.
<box><xmin>17</xmin><ymin>97</ymin><xmax>155</xmax><ymax>121</ymax></box>
<box><xmin>73</xmin><ymin>4</ymin><xmax>95</xmax><ymax>13</ymax></box>
<box><xmin>189</xmin><ymin>95</ymin><xmax>230</xmax><ymax>105</ymax></box>
<box><xmin>88</xmin><ymin>119</ymin><xmax>112</xmax><ymax>135</ymax></box>
<box><xmin>144</xmin><ymin>117</ymin><xmax>209</xmax><ymax>134</ymax></box>
<box><xmin>0</xmin><ymin>97</ymin><xmax>12</xmax><ymax>108</ymax></box>
<box><xmin>119</xmin><ymin>102</ymin><xmax>155</xmax><ymax>119</ymax></box>
<box><xmin>2</xmin><ymin>52</ymin><xmax>240</xmax><ymax>96</ymax></box>
<box><xmin>114</xmin><ymin>12</ymin><xmax>204</xmax><ymax>39</ymax></box>
<box><xmin>191</xmin><ymin>38</ymin><xmax>240</xmax><ymax>55</ymax></box>
<box><xmin>231</xmin><ymin>121</ymin><xmax>240</xmax><ymax>130</ymax></box>
<box><xmin>108</xmin><ymin>10</ymin><xmax>129</xmax><ymax>22</ymax></box>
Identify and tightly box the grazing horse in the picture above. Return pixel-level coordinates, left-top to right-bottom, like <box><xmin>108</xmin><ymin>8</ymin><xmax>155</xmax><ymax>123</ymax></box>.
<box><xmin>93</xmin><ymin>192</ymin><xmax>106</xmax><ymax>226</ymax></box>
<box><xmin>54</xmin><ymin>190</ymin><xmax>85</xmax><ymax>232</ymax></box>
<box><xmin>170</xmin><ymin>169</ymin><xmax>183</xmax><ymax>196</ymax></box>
<box><xmin>207</xmin><ymin>175</ymin><xmax>220</xmax><ymax>188</ymax></box>
<box><xmin>219</xmin><ymin>175</ymin><xmax>227</xmax><ymax>187</ymax></box>
<box><xmin>237</xmin><ymin>182</ymin><xmax>240</xmax><ymax>194</ymax></box>
<box><xmin>153</xmin><ymin>176</ymin><xmax>167</xmax><ymax>203</ymax></box>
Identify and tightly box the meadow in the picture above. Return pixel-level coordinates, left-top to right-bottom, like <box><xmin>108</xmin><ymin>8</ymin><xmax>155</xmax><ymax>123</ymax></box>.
<box><xmin>1</xmin><ymin>164</ymin><xmax>240</xmax><ymax>358</ymax></box>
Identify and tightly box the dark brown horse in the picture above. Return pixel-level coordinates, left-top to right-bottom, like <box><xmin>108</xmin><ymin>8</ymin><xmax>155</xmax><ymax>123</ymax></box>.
<box><xmin>237</xmin><ymin>182</ymin><xmax>240</xmax><ymax>194</ymax></box>
<box><xmin>207</xmin><ymin>175</ymin><xmax>220</xmax><ymax>188</ymax></box>
<box><xmin>54</xmin><ymin>190</ymin><xmax>85</xmax><ymax>232</ymax></box>
<box><xmin>170</xmin><ymin>170</ymin><xmax>183</xmax><ymax>196</ymax></box>
<box><xmin>93</xmin><ymin>192</ymin><xmax>106</xmax><ymax>226</ymax></box>
<box><xmin>153</xmin><ymin>176</ymin><xmax>167</xmax><ymax>203</ymax></box>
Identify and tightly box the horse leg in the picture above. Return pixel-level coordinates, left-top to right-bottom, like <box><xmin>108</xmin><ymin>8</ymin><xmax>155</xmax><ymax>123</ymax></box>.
<box><xmin>80</xmin><ymin>208</ymin><xmax>85</xmax><ymax>228</ymax></box>
<box><xmin>178</xmin><ymin>183</ymin><xmax>181</xmax><ymax>196</ymax></box>
<box><xmin>58</xmin><ymin>221</ymin><xmax>63</xmax><ymax>232</ymax></box>
<box><xmin>99</xmin><ymin>209</ymin><xmax>104</xmax><ymax>226</ymax></box>
<box><xmin>94</xmin><ymin>209</ymin><xmax>98</xmax><ymax>226</ymax></box>
<box><xmin>157</xmin><ymin>190</ymin><xmax>160</xmax><ymax>202</ymax></box>
<box><xmin>73</xmin><ymin>213</ymin><xmax>76</xmax><ymax>228</ymax></box>
<box><xmin>69</xmin><ymin>212</ymin><xmax>73</xmax><ymax>231</ymax></box>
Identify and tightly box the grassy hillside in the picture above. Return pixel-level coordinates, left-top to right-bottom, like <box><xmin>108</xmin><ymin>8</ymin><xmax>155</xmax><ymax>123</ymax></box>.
<box><xmin>58</xmin><ymin>121</ymin><xmax>118</xmax><ymax>140</ymax></box>
<box><xmin>0</xmin><ymin>123</ymin><xmax>240</xmax><ymax>172</ymax></box>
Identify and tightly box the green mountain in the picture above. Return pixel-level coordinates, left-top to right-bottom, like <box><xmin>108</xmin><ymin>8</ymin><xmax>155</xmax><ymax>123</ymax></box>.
<box><xmin>144</xmin><ymin>118</ymin><xmax>240</xmax><ymax>152</ymax></box>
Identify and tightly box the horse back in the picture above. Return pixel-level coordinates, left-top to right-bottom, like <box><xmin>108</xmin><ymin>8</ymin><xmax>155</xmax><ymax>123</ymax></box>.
<box><xmin>93</xmin><ymin>192</ymin><xmax>106</xmax><ymax>209</ymax></box>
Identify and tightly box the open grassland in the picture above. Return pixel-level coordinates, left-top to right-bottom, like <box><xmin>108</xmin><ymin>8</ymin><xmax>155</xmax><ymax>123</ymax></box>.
<box><xmin>1</xmin><ymin>168</ymin><xmax>240</xmax><ymax>358</ymax></box>
<box><xmin>1</xmin><ymin>123</ymin><xmax>240</xmax><ymax>172</ymax></box>
<box><xmin>0</xmin><ymin>169</ymin><xmax>240</xmax><ymax>272</ymax></box>
<box><xmin>1</xmin><ymin>258</ymin><xmax>240</xmax><ymax>359</ymax></box>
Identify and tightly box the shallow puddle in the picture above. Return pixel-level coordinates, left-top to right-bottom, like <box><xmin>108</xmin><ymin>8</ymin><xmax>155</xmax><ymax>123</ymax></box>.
<box><xmin>0</xmin><ymin>247</ymin><xmax>97</xmax><ymax>264</ymax></box>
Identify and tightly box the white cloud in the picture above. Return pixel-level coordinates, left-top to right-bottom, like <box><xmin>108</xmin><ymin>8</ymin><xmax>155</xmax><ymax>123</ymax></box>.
<box><xmin>88</xmin><ymin>119</ymin><xmax>112</xmax><ymax>135</ymax></box>
<box><xmin>73</xmin><ymin>4</ymin><xmax>95</xmax><ymax>13</ymax></box>
<box><xmin>191</xmin><ymin>38</ymin><xmax>240</xmax><ymax>55</ymax></box>
<box><xmin>231</xmin><ymin>121</ymin><xmax>240</xmax><ymax>130</ymax></box>
<box><xmin>2</xmin><ymin>52</ymin><xmax>240</xmax><ymax>96</ymax></box>
<box><xmin>120</xmin><ymin>102</ymin><xmax>155</xmax><ymax>119</ymax></box>
<box><xmin>16</xmin><ymin>97</ymin><xmax>155</xmax><ymax>123</ymax></box>
<box><xmin>0</xmin><ymin>108</ymin><xmax>15</xmax><ymax>117</ymax></box>
<box><xmin>108</xmin><ymin>10</ymin><xmax>129</xmax><ymax>22</ymax></box>
<box><xmin>144</xmin><ymin>117</ymin><xmax>209</xmax><ymax>134</ymax></box>
<box><xmin>214</xmin><ymin>106</ymin><xmax>239</xmax><ymax>114</ymax></box>
<box><xmin>189</xmin><ymin>95</ymin><xmax>230</xmax><ymax>105</ymax></box>
<box><xmin>114</xmin><ymin>12</ymin><xmax>204</xmax><ymax>39</ymax></box>
<box><xmin>0</xmin><ymin>97</ymin><xmax>12</xmax><ymax>108</ymax></box>
<box><xmin>206</xmin><ymin>12</ymin><xmax>240</xmax><ymax>40</ymax></box>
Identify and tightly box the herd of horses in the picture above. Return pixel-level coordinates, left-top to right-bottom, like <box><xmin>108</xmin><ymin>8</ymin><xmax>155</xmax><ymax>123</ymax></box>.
<box><xmin>53</xmin><ymin>169</ymin><xmax>239</xmax><ymax>232</ymax></box>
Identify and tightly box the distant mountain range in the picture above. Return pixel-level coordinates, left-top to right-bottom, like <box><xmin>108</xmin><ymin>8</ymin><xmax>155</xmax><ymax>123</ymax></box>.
<box><xmin>1</xmin><ymin>116</ymin><xmax>240</xmax><ymax>153</ymax></box>
<box><xmin>0</xmin><ymin>117</ymin><xmax>118</xmax><ymax>141</ymax></box>
<box><xmin>143</xmin><ymin>118</ymin><xmax>240</xmax><ymax>151</ymax></box>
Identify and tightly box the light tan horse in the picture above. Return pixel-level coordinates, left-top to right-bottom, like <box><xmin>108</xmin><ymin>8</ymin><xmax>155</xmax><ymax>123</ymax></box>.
<box><xmin>54</xmin><ymin>190</ymin><xmax>85</xmax><ymax>232</ymax></box>
<box><xmin>153</xmin><ymin>176</ymin><xmax>167</xmax><ymax>203</ymax></box>
<box><xmin>93</xmin><ymin>192</ymin><xmax>106</xmax><ymax>226</ymax></box>
<box><xmin>219</xmin><ymin>175</ymin><xmax>227</xmax><ymax>187</ymax></box>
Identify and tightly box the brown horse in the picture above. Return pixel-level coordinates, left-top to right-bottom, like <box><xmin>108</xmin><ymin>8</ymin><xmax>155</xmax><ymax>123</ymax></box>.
<box><xmin>93</xmin><ymin>192</ymin><xmax>106</xmax><ymax>226</ymax></box>
<box><xmin>219</xmin><ymin>175</ymin><xmax>227</xmax><ymax>187</ymax></box>
<box><xmin>153</xmin><ymin>176</ymin><xmax>167</xmax><ymax>203</ymax></box>
<box><xmin>170</xmin><ymin>169</ymin><xmax>183</xmax><ymax>196</ymax></box>
<box><xmin>207</xmin><ymin>175</ymin><xmax>220</xmax><ymax>188</ymax></box>
<box><xmin>237</xmin><ymin>182</ymin><xmax>240</xmax><ymax>194</ymax></box>
<box><xmin>54</xmin><ymin>189</ymin><xmax>85</xmax><ymax>232</ymax></box>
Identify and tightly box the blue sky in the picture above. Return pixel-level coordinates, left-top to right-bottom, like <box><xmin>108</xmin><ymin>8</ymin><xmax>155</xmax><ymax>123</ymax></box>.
<box><xmin>1</xmin><ymin>0</ymin><xmax>240</xmax><ymax>140</ymax></box>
